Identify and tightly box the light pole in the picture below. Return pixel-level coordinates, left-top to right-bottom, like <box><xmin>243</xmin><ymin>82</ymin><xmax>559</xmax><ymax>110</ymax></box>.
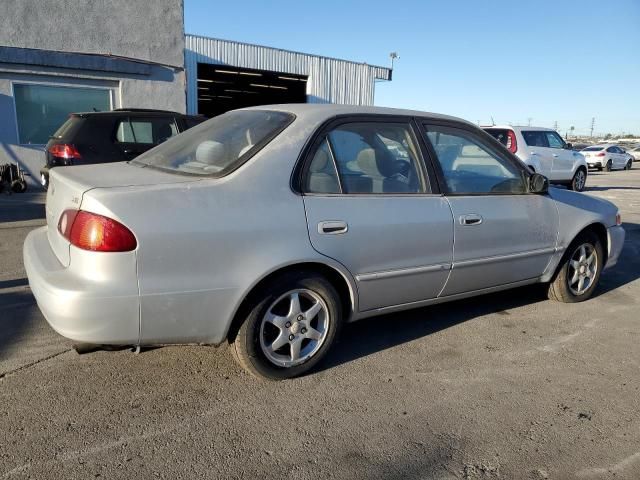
<box><xmin>389</xmin><ymin>52</ymin><xmax>399</xmax><ymax>70</ymax></box>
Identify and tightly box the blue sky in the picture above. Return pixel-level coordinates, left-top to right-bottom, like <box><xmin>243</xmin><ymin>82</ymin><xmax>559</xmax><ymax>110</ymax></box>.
<box><xmin>185</xmin><ymin>0</ymin><xmax>639</xmax><ymax>136</ymax></box>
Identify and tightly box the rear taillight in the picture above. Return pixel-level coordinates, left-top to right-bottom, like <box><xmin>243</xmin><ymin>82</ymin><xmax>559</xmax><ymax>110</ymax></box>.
<box><xmin>616</xmin><ymin>213</ymin><xmax>622</xmax><ymax>226</ymax></box>
<box><xmin>58</xmin><ymin>210</ymin><xmax>137</xmax><ymax>252</ymax></box>
<box><xmin>48</xmin><ymin>144</ymin><xmax>82</xmax><ymax>160</ymax></box>
<box><xmin>596</xmin><ymin>152</ymin><xmax>606</xmax><ymax>157</ymax></box>
<box><xmin>506</xmin><ymin>130</ymin><xmax>517</xmax><ymax>153</ymax></box>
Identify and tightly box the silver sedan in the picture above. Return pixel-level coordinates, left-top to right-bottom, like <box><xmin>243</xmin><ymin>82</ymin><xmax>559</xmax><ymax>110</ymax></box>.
<box><xmin>24</xmin><ymin>105</ymin><xmax>625</xmax><ymax>379</ymax></box>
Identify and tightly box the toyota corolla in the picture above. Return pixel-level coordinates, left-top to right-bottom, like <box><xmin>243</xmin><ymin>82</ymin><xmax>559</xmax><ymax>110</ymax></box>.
<box><xmin>24</xmin><ymin>105</ymin><xmax>625</xmax><ymax>379</ymax></box>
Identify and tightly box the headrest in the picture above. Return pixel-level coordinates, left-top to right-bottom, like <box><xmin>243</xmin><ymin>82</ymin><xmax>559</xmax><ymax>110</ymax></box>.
<box><xmin>356</xmin><ymin>148</ymin><xmax>378</xmax><ymax>175</ymax></box>
<box><xmin>196</xmin><ymin>141</ymin><xmax>225</xmax><ymax>166</ymax></box>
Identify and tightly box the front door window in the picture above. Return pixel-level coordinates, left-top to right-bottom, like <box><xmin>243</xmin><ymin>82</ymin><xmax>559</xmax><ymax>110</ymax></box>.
<box><xmin>423</xmin><ymin>125</ymin><xmax>527</xmax><ymax>194</ymax></box>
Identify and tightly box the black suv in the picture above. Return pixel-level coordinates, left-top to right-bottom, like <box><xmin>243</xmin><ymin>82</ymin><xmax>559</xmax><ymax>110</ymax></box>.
<box><xmin>41</xmin><ymin>109</ymin><xmax>206</xmax><ymax>189</ymax></box>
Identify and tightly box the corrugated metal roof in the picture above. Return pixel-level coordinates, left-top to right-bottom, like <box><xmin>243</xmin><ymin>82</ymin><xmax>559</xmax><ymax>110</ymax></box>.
<box><xmin>185</xmin><ymin>34</ymin><xmax>392</xmax><ymax>115</ymax></box>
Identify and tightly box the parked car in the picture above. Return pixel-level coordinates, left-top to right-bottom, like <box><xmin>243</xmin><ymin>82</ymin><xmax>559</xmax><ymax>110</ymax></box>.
<box><xmin>40</xmin><ymin>109</ymin><xmax>206</xmax><ymax>189</ymax></box>
<box><xmin>581</xmin><ymin>145</ymin><xmax>634</xmax><ymax>171</ymax></box>
<box><xmin>627</xmin><ymin>145</ymin><xmax>640</xmax><ymax>162</ymax></box>
<box><xmin>24</xmin><ymin>105</ymin><xmax>625</xmax><ymax>380</ymax></box>
<box><xmin>482</xmin><ymin>126</ymin><xmax>588</xmax><ymax>191</ymax></box>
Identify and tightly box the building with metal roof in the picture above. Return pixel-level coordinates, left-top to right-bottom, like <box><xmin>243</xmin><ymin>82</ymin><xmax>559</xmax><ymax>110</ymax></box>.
<box><xmin>0</xmin><ymin>0</ymin><xmax>392</xmax><ymax>186</ymax></box>
<box><xmin>185</xmin><ymin>34</ymin><xmax>391</xmax><ymax>117</ymax></box>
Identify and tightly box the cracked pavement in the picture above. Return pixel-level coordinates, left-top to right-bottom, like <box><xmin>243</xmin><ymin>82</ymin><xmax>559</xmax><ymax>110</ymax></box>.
<box><xmin>1</xmin><ymin>170</ymin><xmax>639</xmax><ymax>479</ymax></box>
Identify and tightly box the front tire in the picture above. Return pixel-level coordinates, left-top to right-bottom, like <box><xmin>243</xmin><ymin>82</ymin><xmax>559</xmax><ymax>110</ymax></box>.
<box><xmin>569</xmin><ymin>168</ymin><xmax>586</xmax><ymax>191</ymax></box>
<box><xmin>625</xmin><ymin>160</ymin><xmax>632</xmax><ymax>170</ymax></box>
<box><xmin>230</xmin><ymin>272</ymin><xmax>342</xmax><ymax>380</ymax></box>
<box><xmin>548</xmin><ymin>231</ymin><xmax>603</xmax><ymax>303</ymax></box>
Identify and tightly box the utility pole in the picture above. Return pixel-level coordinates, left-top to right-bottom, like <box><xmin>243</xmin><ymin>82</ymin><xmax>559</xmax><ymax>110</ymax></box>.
<box><xmin>527</xmin><ymin>117</ymin><xmax>532</xmax><ymax>127</ymax></box>
<box><xmin>590</xmin><ymin>117</ymin><xmax>595</xmax><ymax>139</ymax></box>
<box><xmin>553</xmin><ymin>120</ymin><xmax>558</xmax><ymax>130</ymax></box>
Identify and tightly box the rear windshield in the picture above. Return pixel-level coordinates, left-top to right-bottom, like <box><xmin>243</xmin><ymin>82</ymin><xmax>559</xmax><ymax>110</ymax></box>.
<box><xmin>51</xmin><ymin>116</ymin><xmax>83</xmax><ymax>140</ymax></box>
<box><xmin>483</xmin><ymin>129</ymin><xmax>511</xmax><ymax>146</ymax></box>
<box><xmin>582</xmin><ymin>146</ymin><xmax>604</xmax><ymax>151</ymax></box>
<box><xmin>132</xmin><ymin>110</ymin><xmax>294</xmax><ymax>176</ymax></box>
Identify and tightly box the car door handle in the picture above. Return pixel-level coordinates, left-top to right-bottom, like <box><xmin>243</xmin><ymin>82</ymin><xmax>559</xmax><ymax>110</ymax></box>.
<box><xmin>459</xmin><ymin>214</ymin><xmax>483</xmax><ymax>226</ymax></box>
<box><xmin>552</xmin><ymin>154</ymin><xmax>559</xmax><ymax>158</ymax></box>
<box><xmin>318</xmin><ymin>221</ymin><xmax>348</xmax><ymax>235</ymax></box>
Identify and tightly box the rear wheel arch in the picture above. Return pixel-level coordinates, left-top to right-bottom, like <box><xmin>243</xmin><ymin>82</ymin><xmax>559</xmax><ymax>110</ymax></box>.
<box><xmin>226</xmin><ymin>262</ymin><xmax>356</xmax><ymax>343</ymax></box>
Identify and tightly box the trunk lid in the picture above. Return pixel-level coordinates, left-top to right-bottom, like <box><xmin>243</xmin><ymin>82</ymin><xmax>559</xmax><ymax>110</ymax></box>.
<box><xmin>46</xmin><ymin>162</ymin><xmax>199</xmax><ymax>266</ymax></box>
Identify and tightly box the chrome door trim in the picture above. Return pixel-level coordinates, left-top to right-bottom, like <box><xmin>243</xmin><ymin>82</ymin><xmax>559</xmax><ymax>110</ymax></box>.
<box><xmin>454</xmin><ymin>247</ymin><xmax>557</xmax><ymax>268</ymax></box>
<box><xmin>356</xmin><ymin>263</ymin><xmax>452</xmax><ymax>282</ymax></box>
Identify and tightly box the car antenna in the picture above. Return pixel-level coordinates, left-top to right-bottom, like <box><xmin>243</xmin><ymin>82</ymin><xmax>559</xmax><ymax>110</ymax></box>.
<box><xmin>490</xmin><ymin>116</ymin><xmax>495</xmax><ymax>126</ymax></box>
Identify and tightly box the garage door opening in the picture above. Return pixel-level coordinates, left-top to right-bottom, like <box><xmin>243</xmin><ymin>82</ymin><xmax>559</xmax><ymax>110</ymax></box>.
<box><xmin>196</xmin><ymin>64</ymin><xmax>308</xmax><ymax>118</ymax></box>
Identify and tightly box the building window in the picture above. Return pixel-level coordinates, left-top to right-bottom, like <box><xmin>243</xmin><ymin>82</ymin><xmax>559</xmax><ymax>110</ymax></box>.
<box><xmin>13</xmin><ymin>84</ymin><xmax>112</xmax><ymax>144</ymax></box>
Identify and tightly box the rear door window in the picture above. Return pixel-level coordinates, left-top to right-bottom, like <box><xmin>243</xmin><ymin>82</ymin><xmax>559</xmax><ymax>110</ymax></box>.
<box><xmin>326</xmin><ymin>122</ymin><xmax>426</xmax><ymax>194</ymax></box>
<box><xmin>303</xmin><ymin>122</ymin><xmax>427</xmax><ymax>195</ymax></box>
<box><xmin>522</xmin><ymin>131</ymin><xmax>549</xmax><ymax>147</ymax></box>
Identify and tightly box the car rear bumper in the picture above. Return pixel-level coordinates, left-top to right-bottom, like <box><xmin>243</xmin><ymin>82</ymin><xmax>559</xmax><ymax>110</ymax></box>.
<box><xmin>586</xmin><ymin>160</ymin><xmax>603</xmax><ymax>168</ymax></box>
<box><xmin>23</xmin><ymin>226</ymin><xmax>140</xmax><ymax>344</ymax></box>
<box><xmin>605</xmin><ymin>225</ymin><xmax>625</xmax><ymax>270</ymax></box>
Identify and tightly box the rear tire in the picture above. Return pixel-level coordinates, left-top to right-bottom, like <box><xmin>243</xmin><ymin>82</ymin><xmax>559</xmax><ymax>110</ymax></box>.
<box><xmin>605</xmin><ymin>160</ymin><xmax>612</xmax><ymax>172</ymax></box>
<box><xmin>230</xmin><ymin>272</ymin><xmax>342</xmax><ymax>380</ymax></box>
<box><xmin>548</xmin><ymin>231</ymin><xmax>603</xmax><ymax>303</ymax></box>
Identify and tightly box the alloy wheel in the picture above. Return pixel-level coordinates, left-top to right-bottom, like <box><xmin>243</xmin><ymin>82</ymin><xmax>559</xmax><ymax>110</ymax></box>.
<box><xmin>567</xmin><ymin>243</ymin><xmax>598</xmax><ymax>296</ymax></box>
<box><xmin>259</xmin><ymin>289</ymin><xmax>330</xmax><ymax>367</ymax></box>
<box><xmin>573</xmin><ymin>170</ymin><xmax>586</xmax><ymax>191</ymax></box>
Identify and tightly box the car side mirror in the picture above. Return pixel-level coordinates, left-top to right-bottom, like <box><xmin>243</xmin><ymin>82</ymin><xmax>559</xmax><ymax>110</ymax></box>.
<box><xmin>565</xmin><ymin>142</ymin><xmax>573</xmax><ymax>150</ymax></box>
<box><xmin>529</xmin><ymin>173</ymin><xmax>549</xmax><ymax>194</ymax></box>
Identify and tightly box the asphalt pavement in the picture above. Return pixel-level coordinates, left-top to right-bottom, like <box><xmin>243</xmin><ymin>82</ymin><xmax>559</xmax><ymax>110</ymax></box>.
<box><xmin>1</xmin><ymin>172</ymin><xmax>639</xmax><ymax>479</ymax></box>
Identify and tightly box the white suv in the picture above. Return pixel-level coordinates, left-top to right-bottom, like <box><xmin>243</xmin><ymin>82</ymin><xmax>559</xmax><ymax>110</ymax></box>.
<box><xmin>483</xmin><ymin>126</ymin><xmax>588</xmax><ymax>191</ymax></box>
